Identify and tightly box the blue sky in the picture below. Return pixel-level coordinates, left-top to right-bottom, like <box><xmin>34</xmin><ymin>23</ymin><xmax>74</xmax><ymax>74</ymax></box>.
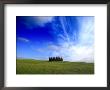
<box><xmin>16</xmin><ymin>16</ymin><xmax>94</xmax><ymax>62</ymax></box>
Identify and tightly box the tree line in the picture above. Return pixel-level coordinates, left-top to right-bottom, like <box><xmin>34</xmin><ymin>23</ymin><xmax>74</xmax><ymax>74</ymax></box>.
<box><xmin>49</xmin><ymin>57</ymin><xmax>63</xmax><ymax>61</ymax></box>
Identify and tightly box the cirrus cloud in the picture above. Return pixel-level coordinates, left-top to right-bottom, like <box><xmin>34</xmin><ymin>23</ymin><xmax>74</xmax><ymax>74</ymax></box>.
<box><xmin>18</xmin><ymin>37</ymin><xmax>29</xmax><ymax>42</ymax></box>
<box><xmin>33</xmin><ymin>16</ymin><xmax>54</xmax><ymax>26</ymax></box>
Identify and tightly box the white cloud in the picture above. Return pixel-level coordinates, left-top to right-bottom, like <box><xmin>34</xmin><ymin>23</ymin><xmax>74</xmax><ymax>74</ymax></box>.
<box><xmin>49</xmin><ymin>43</ymin><xmax>94</xmax><ymax>62</ymax></box>
<box><xmin>18</xmin><ymin>37</ymin><xmax>29</xmax><ymax>42</ymax></box>
<box><xmin>48</xmin><ymin>17</ymin><xmax>94</xmax><ymax>63</ymax></box>
<box><xmin>48</xmin><ymin>45</ymin><xmax>59</xmax><ymax>51</ymax></box>
<box><xmin>36</xmin><ymin>48</ymin><xmax>44</xmax><ymax>52</ymax></box>
<box><xmin>77</xmin><ymin>16</ymin><xmax>94</xmax><ymax>45</ymax></box>
<box><xmin>33</xmin><ymin>16</ymin><xmax>54</xmax><ymax>26</ymax></box>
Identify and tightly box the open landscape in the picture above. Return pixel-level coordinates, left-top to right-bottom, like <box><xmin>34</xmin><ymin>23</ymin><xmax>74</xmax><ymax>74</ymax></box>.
<box><xmin>16</xmin><ymin>59</ymin><xmax>94</xmax><ymax>74</ymax></box>
<box><xmin>16</xmin><ymin>16</ymin><xmax>94</xmax><ymax>74</ymax></box>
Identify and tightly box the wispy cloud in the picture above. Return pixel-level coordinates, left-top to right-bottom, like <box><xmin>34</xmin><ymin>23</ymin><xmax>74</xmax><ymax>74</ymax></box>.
<box><xmin>33</xmin><ymin>16</ymin><xmax>54</xmax><ymax>26</ymax></box>
<box><xmin>17</xmin><ymin>16</ymin><xmax>94</xmax><ymax>63</ymax></box>
<box><xmin>48</xmin><ymin>43</ymin><xmax>94</xmax><ymax>62</ymax></box>
<box><xmin>18</xmin><ymin>37</ymin><xmax>29</xmax><ymax>42</ymax></box>
<box><xmin>48</xmin><ymin>45</ymin><xmax>59</xmax><ymax>51</ymax></box>
<box><xmin>48</xmin><ymin>16</ymin><xmax>94</xmax><ymax>62</ymax></box>
<box><xmin>35</xmin><ymin>48</ymin><xmax>44</xmax><ymax>52</ymax></box>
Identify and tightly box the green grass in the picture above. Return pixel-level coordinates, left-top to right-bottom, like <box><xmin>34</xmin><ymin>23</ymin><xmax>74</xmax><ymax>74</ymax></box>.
<box><xmin>16</xmin><ymin>59</ymin><xmax>94</xmax><ymax>74</ymax></box>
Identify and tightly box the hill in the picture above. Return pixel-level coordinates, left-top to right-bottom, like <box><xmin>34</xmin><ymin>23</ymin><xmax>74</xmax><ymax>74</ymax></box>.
<box><xmin>16</xmin><ymin>59</ymin><xmax>94</xmax><ymax>74</ymax></box>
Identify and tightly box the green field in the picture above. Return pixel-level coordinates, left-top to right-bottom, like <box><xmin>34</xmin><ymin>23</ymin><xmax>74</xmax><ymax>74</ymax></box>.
<box><xmin>16</xmin><ymin>59</ymin><xmax>94</xmax><ymax>74</ymax></box>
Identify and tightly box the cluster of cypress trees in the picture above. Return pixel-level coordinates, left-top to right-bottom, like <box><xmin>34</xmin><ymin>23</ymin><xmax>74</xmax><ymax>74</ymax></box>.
<box><xmin>49</xmin><ymin>57</ymin><xmax>63</xmax><ymax>61</ymax></box>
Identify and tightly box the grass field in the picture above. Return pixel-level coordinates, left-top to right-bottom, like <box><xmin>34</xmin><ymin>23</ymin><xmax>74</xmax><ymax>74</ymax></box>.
<box><xmin>16</xmin><ymin>59</ymin><xmax>94</xmax><ymax>74</ymax></box>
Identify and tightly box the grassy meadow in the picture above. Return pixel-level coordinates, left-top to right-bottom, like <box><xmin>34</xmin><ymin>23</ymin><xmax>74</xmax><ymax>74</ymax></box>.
<box><xmin>16</xmin><ymin>59</ymin><xmax>94</xmax><ymax>74</ymax></box>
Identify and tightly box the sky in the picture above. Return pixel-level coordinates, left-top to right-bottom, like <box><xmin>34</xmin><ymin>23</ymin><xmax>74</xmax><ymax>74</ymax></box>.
<box><xmin>16</xmin><ymin>16</ymin><xmax>94</xmax><ymax>62</ymax></box>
